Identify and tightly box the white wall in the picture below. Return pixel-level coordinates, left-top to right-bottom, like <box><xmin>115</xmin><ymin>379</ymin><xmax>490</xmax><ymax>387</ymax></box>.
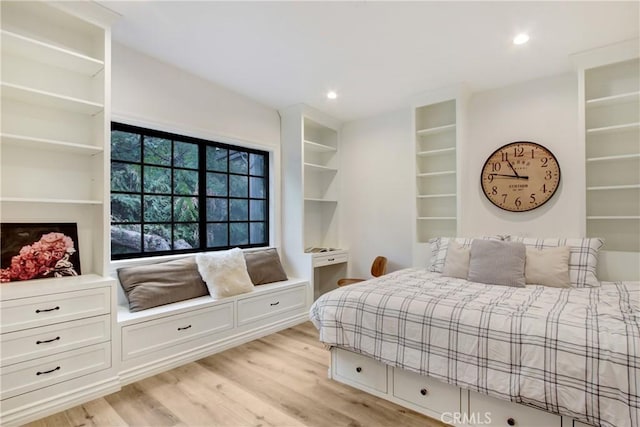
<box><xmin>340</xmin><ymin>108</ymin><xmax>414</xmax><ymax>276</ymax></box>
<box><xmin>340</xmin><ymin>72</ymin><xmax>582</xmax><ymax>273</ymax></box>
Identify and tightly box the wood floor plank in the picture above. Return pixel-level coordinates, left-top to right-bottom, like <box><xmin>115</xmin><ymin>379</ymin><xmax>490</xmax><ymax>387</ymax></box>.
<box><xmin>24</xmin><ymin>321</ymin><xmax>445</xmax><ymax>427</ymax></box>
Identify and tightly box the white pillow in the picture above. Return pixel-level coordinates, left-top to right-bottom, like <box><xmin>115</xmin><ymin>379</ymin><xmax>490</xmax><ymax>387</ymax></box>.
<box><xmin>427</xmin><ymin>235</ymin><xmax>508</xmax><ymax>273</ymax></box>
<box><xmin>196</xmin><ymin>248</ymin><xmax>254</xmax><ymax>298</ymax></box>
<box><xmin>441</xmin><ymin>241</ymin><xmax>470</xmax><ymax>279</ymax></box>
<box><xmin>525</xmin><ymin>246</ymin><xmax>571</xmax><ymax>288</ymax></box>
<box><xmin>509</xmin><ymin>237</ymin><xmax>603</xmax><ymax>287</ymax></box>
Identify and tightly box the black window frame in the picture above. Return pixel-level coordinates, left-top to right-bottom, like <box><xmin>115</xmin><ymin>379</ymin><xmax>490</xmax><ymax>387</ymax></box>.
<box><xmin>110</xmin><ymin>122</ymin><xmax>270</xmax><ymax>260</ymax></box>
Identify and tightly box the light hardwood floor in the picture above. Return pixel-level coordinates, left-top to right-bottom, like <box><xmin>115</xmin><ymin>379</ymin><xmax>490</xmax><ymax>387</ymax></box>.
<box><xmin>26</xmin><ymin>322</ymin><xmax>446</xmax><ymax>427</ymax></box>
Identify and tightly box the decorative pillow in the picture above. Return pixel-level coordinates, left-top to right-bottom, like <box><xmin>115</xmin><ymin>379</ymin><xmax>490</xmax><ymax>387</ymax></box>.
<box><xmin>196</xmin><ymin>248</ymin><xmax>254</xmax><ymax>298</ymax></box>
<box><xmin>467</xmin><ymin>240</ymin><xmax>526</xmax><ymax>287</ymax></box>
<box><xmin>244</xmin><ymin>248</ymin><xmax>288</xmax><ymax>285</ymax></box>
<box><xmin>441</xmin><ymin>241</ymin><xmax>470</xmax><ymax>279</ymax></box>
<box><xmin>427</xmin><ymin>235</ymin><xmax>508</xmax><ymax>273</ymax></box>
<box><xmin>508</xmin><ymin>237</ymin><xmax>603</xmax><ymax>287</ymax></box>
<box><xmin>117</xmin><ymin>257</ymin><xmax>209</xmax><ymax>312</ymax></box>
<box><xmin>525</xmin><ymin>246</ymin><xmax>571</xmax><ymax>288</ymax></box>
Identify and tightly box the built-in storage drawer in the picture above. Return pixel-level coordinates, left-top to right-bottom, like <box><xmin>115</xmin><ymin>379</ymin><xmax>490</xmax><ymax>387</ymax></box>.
<box><xmin>237</xmin><ymin>284</ymin><xmax>307</xmax><ymax>326</ymax></box>
<box><xmin>312</xmin><ymin>252</ymin><xmax>348</xmax><ymax>268</ymax></box>
<box><xmin>393</xmin><ymin>368</ymin><xmax>460</xmax><ymax>414</ymax></box>
<box><xmin>468</xmin><ymin>391</ymin><xmax>562</xmax><ymax>427</ymax></box>
<box><xmin>122</xmin><ymin>302</ymin><xmax>233</xmax><ymax>361</ymax></box>
<box><xmin>0</xmin><ymin>288</ymin><xmax>110</xmax><ymax>334</ymax></box>
<box><xmin>0</xmin><ymin>341</ymin><xmax>111</xmax><ymax>400</ymax></box>
<box><xmin>333</xmin><ymin>348</ymin><xmax>387</xmax><ymax>393</ymax></box>
<box><xmin>0</xmin><ymin>314</ymin><xmax>110</xmax><ymax>367</ymax></box>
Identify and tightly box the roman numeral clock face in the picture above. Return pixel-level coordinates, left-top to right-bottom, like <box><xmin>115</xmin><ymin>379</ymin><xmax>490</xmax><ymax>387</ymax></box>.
<box><xmin>481</xmin><ymin>142</ymin><xmax>561</xmax><ymax>212</ymax></box>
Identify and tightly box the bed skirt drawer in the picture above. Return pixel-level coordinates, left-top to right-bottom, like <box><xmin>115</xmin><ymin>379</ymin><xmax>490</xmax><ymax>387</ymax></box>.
<box><xmin>237</xmin><ymin>284</ymin><xmax>306</xmax><ymax>327</ymax></box>
<box><xmin>122</xmin><ymin>302</ymin><xmax>233</xmax><ymax>361</ymax></box>
<box><xmin>333</xmin><ymin>348</ymin><xmax>387</xmax><ymax>393</ymax></box>
<box><xmin>468</xmin><ymin>391</ymin><xmax>562</xmax><ymax>427</ymax></box>
<box><xmin>393</xmin><ymin>368</ymin><xmax>460</xmax><ymax>415</ymax></box>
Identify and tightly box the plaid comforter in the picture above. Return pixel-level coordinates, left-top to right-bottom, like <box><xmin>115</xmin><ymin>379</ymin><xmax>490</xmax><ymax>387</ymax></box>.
<box><xmin>309</xmin><ymin>269</ymin><xmax>640</xmax><ymax>427</ymax></box>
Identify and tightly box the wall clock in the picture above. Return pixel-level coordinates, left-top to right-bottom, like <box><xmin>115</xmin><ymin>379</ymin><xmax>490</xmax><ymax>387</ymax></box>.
<box><xmin>480</xmin><ymin>141</ymin><xmax>560</xmax><ymax>212</ymax></box>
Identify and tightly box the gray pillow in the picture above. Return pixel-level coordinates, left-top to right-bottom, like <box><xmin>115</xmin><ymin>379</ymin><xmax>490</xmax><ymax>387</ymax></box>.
<box><xmin>118</xmin><ymin>257</ymin><xmax>209</xmax><ymax>312</ymax></box>
<box><xmin>467</xmin><ymin>240</ymin><xmax>526</xmax><ymax>287</ymax></box>
<box><xmin>244</xmin><ymin>248</ymin><xmax>288</xmax><ymax>285</ymax></box>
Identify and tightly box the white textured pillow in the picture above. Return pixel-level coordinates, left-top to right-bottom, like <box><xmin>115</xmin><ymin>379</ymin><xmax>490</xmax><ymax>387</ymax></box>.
<box><xmin>427</xmin><ymin>235</ymin><xmax>508</xmax><ymax>273</ymax></box>
<box><xmin>525</xmin><ymin>246</ymin><xmax>571</xmax><ymax>288</ymax></box>
<box><xmin>196</xmin><ymin>248</ymin><xmax>254</xmax><ymax>298</ymax></box>
<box><xmin>509</xmin><ymin>237</ymin><xmax>603</xmax><ymax>287</ymax></box>
<box><xmin>441</xmin><ymin>241</ymin><xmax>470</xmax><ymax>279</ymax></box>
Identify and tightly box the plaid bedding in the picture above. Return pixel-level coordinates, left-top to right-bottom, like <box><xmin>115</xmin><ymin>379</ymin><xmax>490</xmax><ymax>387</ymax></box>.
<box><xmin>309</xmin><ymin>269</ymin><xmax>640</xmax><ymax>427</ymax></box>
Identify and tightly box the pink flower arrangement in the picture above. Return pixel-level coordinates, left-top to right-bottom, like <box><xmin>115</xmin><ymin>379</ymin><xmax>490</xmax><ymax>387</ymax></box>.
<box><xmin>1</xmin><ymin>232</ymin><xmax>78</xmax><ymax>282</ymax></box>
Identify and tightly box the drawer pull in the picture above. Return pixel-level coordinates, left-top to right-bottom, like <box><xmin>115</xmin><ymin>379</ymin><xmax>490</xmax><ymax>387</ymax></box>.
<box><xmin>327</xmin><ymin>258</ymin><xmax>335</xmax><ymax>261</ymax></box>
<box><xmin>507</xmin><ymin>418</ymin><xmax>515</xmax><ymax>426</ymax></box>
<box><xmin>356</xmin><ymin>366</ymin><xmax>362</xmax><ymax>373</ymax></box>
<box><xmin>35</xmin><ymin>306</ymin><xmax>60</xmax><ymax>314</ymax></box>
<box><xmin>420</xmin><ymin>388</ymin><xmax>428</xmax><ymax>396</ymax></box>
<box><xmin>177</xmin><ymin>325</ymin><xmax>192</xmax><ymax>331</ymax></box>
<box><xmin>36</xmin><ymin>366</ymin><xmax>60</xmax><ymax>376</ymax></box>
<box><xmin>36</xmin><ymin>336</ymin><xmax>61</xmax><ymax>345</ymax></box>
<box><xmin>270</xmin><ymin>301</ymin><xmax>280</xmax><ymax>306</ymax></box>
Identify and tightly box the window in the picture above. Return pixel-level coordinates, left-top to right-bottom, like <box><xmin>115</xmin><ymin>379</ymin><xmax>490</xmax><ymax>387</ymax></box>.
<box><xmin>110</xmin><ymin>122</ymin><xmax>269</xmax><ymax>259</ymax></box>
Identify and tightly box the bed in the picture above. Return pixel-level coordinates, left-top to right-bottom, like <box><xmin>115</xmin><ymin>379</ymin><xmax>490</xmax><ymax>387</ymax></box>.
<box><xmin>310</xmin><ymin>268</ymin><xmax>640</xmax><ymax>427</ymax></box>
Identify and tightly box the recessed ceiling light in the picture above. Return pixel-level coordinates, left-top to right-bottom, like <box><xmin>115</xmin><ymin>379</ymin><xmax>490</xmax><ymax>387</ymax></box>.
<box><xmin>513</xmin><ymin>33</ymin><xmax>530</xmax><ymax>45</ymax></box>
<box><xmin>327</xmin><ymin>91</ymin><xmax>337</xmax><ymax>100</ymax></box>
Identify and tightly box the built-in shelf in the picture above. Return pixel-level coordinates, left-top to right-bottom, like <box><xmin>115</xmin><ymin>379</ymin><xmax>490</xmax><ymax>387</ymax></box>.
<box><xmin>304</xmin><ymin>140</ymin><xmax>337</xmax><ymax>152</ymax></box>
<box><xmin>586</xmin><ymin>184</ymin><xmax>640</xmax><ymax>191</ymax></box>
<box><xmin>586</xmin><ymin>153</ymin><xmax>640</xmax><ymax>163</ymax></box>
<box><xmin>304</xmin><ymin>162</ymin><xmax>338</xmax><ymax>173</ymax></box>
<box><xmin>586</xmin><ymin>122</ymin><xmax>640</xmax><ymax>135</ymax></box>
<box><xmin>304</xmin><ymin>198</ymin><xmax>338</xmax><ymax>203</ymax></box>
<box><xmin>417</xmin><ymin>193</ymin><xmax>456</xmax><ymax>199</ymax></box>
<box><xmin>417</xmin><ymin>170</ymin><xmax>456</xmax><ymax>177</ymax></box>
<box><xmin>1</xmin><ymin>29</ymin><xmax>104</xmax><ymax>75</ymax></box>
<box><xmin>416</xmin><ymin>124</ymin><xmax>456</xmax><ymax>136</ymax></box>
<box><xmin>0</xmin><ymin>197</ymin><xmax>103</xmax><ymax>205</ymax></box>
<box><xmin>417</xmin><ymin>147</ymin><xmax>456</xmax><ymax>157</ymax></box>
<box><xmin>417</xmin><ymin>216</ymin><xmax>457</xmax><ymax>220</ymax></box>
<box><xmin>587</xmin><ymin>216</ymin><xmax>640</xmax><ymax>220</ymax></box>
<box><xmin>0</xmin><ymin>82</ymin><xmax>103</xmax><ymax>115</ymax></box>
<box><xmin>586</xmin><ymin>91</ymin><xmax>640</xmax><ymax>108</ymax></box>
<box><xmin>0</xmin><ymin>133</ymin><xmax>103</xmax><ymax>155</ymax></box>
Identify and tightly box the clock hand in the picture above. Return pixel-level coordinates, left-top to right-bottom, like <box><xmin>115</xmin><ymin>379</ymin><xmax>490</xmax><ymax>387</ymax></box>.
<box><xmin>505</xmin><ymin>159</ymin><xmax>520</xmax><ymax>177</ymax></box>
<box><xmin>489</xmin><ymin>173</ymin><xmax>529</xmax><ymax>179</ymax></box>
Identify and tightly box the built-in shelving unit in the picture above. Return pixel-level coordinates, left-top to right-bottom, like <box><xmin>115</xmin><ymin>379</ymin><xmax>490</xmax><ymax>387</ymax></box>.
<box><xmin>582</xmin><ymin>54</ymin><xmax>639</xmax><ymax>252</ymax></box>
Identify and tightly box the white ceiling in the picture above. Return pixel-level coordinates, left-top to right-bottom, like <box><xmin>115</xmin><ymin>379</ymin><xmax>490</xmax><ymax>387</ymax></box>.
<box><xmin>101</xmin><ymin>1</ymin><xmax>639</xmax><ymax>122</ymax></box>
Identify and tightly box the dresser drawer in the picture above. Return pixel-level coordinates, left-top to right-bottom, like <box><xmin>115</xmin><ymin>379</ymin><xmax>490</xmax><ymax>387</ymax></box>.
<box><xmin>0</xmin><ymin>287</ymin><xmax>110</xmax><ymax>334</ymax></box>
<box><xmin>122</xmin><ymin>302</ymin><xmax>233</xmax><ymax>361</ymax></box>
<box><xmin>237</xmin><ymin>285</ymin><xmax>307</xmax><ymax>326</ymax></box>
<box><xmin>0</xmin><ymin>342</ymin><xmax>111</xmax><ymax>400</ymax></box>
<box><xmin>333</xmin><ymin>348</ymin><xmax>387</xmax><ymax>393</ymax></box>
<box><xmin>468</xmin><ymin>391</ymin><xmax>562</xmax><ymax>427</ymax></box>
<box><xmin>392</xmin><ymin>368</ymin><xmax>460</xmax><ymax>414</ymax></box>
<box><xmin>0</xmin><ymin>315</ymin><xmax>110</xmax><ymax>367</ymax></box>
<box><xmin>313</xmin><ymin>252</ymin><xmax>348</xmax><ymax>268</ymax></box>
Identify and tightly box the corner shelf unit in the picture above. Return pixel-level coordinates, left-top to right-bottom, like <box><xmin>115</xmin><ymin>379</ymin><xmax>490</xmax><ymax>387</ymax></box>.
<box><xmin>414</xmin><ymin>99</ymin><xmax>459</xmax><ymax>243</ymax></box>
<box><xmin>582</xmin><ymin>53</ymin><xmax>639</xmax><ymax>252</ymax></box>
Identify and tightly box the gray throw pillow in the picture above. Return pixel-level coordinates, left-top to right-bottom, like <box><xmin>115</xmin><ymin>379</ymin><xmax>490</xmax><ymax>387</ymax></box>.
<box><xmin>118</xmin><ymin>257</ymin><xmax>209</xmax><ymax>312</ymax></box>
<box><xmin>244</xmin><ymin>248</ymin><xmax>288</xmax><ymax>285</ymax></box>
<box><xmin>467</xmin><ymin>240</ymin><xmax>526</xmax><ymax>287</ymax></box>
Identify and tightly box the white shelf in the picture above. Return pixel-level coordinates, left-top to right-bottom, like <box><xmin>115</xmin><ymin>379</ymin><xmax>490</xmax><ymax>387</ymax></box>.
<box><xmin>417</xmin><ymin>170</ymin><xmax>456</xmax><ymax>177</ymax></box>
<box><xmin>304</xmin><ymin>162</ymin><xmax>338</xmax><ymax>173</ymax></box>
<box><xmin>586</xmin><ymin>184</ymin><xmax>640</xmax><ymax>191</ymax></box>
<box><xmin>417</xmin><ymin>147</ymin><xmax>456</xmax><ymax>157</ymax></box>
<box><xmin>0</xmin><ymin>133</ymin><xmax>103</xmax><ymax>155</ymax></box>
<box><xmin>0</xmin><ymin>82</ymin><xmax>103</xmax><ymax>115</ymax></box>
<box><xmin>304</xmin><ymin>198</ymin><xmax>338</xmax><ymax>203</ymax></box>
<box><xmin>417</xmin><ymin>193</ymin><xmax>456</xmax><ymax>199</ymax></box>
<box><xmin>416</xmin><ymin>124</ymin><xmax>456</xmax><ymax>136</ymax></box>
<box><xmin>304</xmin><ymin>140</ymin><xmax>337</xmax><ymax>152</ymax></box>
<box><xmin>1</xmin><ymin>29</ymin><xmax>104</xmax><ymax>76</ymax></box>
<box><xmin>586</xmin><ymin>122</ymin><xmax>640</xmax><ymax>135</ymax></box>
<box><xmin>417</xmin><ymin>217</ymin><xmax>457</xmax><ymax>220</ymax></box>
<box><xmin>586</xmin><ymin>91</ymin><xmax>640</xmax><ymax>109</ymax></box>
<box><xmin>586</xmin><ymin>153</ymin><xmax>640</xmax><ymax>163</ymax></box>
<box><xmin>0</xmin><ymin>197</ymin><xmax>103</xmax><ymax>205</ymax></box>
<box><xmin>587</xmin><ymin>216</ymin><xmax>640</xmax><ymax>220</ymax></box>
